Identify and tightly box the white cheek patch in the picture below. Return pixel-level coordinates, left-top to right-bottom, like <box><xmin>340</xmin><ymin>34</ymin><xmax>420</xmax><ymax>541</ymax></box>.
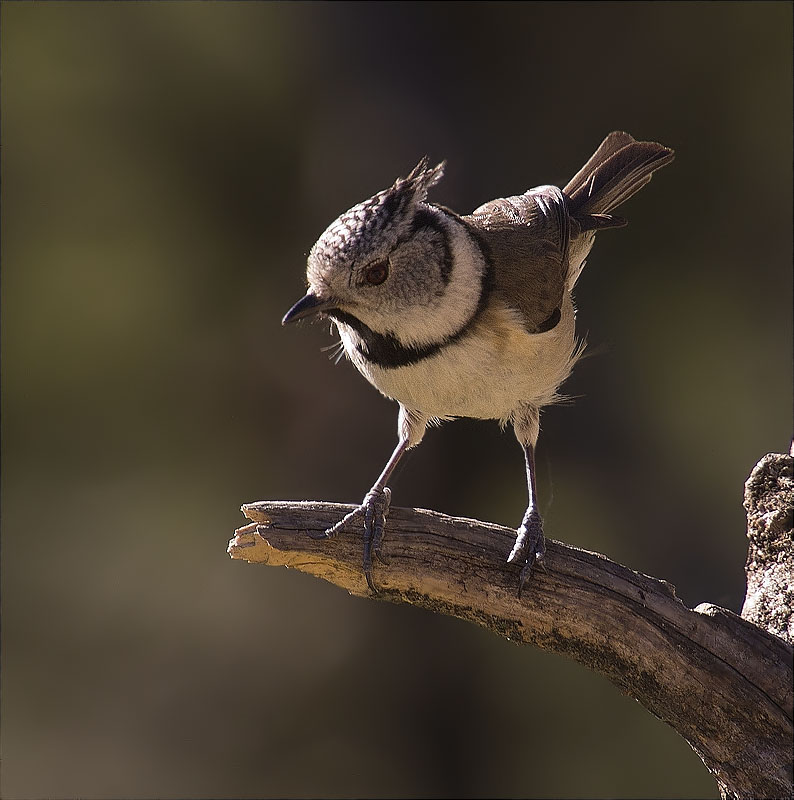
<box><xmin>363</xmin><ymin>211</ymin><xmax>486</xmax><ymax>350</ymax></box>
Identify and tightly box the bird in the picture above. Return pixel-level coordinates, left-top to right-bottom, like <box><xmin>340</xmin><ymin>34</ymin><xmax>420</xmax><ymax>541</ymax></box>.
<box><xmin>282</xmin><ymin>131</ymin><xmax>674</xmax><ymax>594</ymax></box>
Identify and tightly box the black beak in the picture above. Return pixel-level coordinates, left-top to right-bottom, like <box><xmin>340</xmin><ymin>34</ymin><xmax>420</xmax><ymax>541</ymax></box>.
<box><xmin>281</xmin><ymin>292</ymin><xmax>339</xmax><ymax>325</ymax></box>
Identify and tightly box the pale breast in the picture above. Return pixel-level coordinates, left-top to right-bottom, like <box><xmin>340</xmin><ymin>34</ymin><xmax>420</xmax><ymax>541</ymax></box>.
<box><xmin>343</xmin><ymin>294</ymin><xmax>580</xmax><ymax>421</ymax></box>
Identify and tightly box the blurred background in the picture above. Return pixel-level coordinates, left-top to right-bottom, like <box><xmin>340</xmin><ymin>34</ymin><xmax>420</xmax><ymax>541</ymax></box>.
<box><xmin>2</xmin><ymin>2</ymin><xmax>791</xmax><ymax>798</ymax></box>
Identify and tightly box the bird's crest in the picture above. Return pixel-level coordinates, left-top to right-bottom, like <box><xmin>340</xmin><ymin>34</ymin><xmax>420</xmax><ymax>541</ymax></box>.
<box><xmin>309</xmin><ymin>158</ymin><xmax>445</xmax><ymax>272</ymax></box>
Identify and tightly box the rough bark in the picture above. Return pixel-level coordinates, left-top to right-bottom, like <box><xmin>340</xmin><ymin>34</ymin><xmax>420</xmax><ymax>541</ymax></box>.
<box><xmin>228</xmin><ymin>453</ymin><xmax>794</xmax><ymax>799</ymax></box>
<box><xmin>741</xmin><ymin>451</ymin><xmax>794</xmax><ymax>643</ymax></box>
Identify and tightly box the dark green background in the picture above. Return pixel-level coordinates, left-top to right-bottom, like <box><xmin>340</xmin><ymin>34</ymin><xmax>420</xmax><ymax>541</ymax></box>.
<box><xmin>2</xmin><ymin>2</ymin><xmax>791</xmax><ymax>798</ymax></box>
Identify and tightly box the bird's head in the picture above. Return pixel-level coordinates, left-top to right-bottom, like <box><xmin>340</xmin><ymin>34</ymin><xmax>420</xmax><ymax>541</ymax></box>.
<box><xmin>282</xmin><ymin>158</ymin><xmax>448</xmax><ymax>335</ymax></box>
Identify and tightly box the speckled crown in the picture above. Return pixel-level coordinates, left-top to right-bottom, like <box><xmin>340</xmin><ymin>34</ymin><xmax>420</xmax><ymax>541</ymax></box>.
<box><xmin>309</xmin><ymin>158</ymin><xmax>445</xmax><ymax>272</ymax></box>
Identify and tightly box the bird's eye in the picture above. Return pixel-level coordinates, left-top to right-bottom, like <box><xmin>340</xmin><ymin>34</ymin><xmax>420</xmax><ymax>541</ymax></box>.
<box><xmin>364</xmin><ymin>259</ymin><xmax>389</xmax><ymax>286</ymax></box>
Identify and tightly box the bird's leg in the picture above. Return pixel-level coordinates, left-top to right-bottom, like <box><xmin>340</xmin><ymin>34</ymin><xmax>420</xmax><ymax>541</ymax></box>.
<box><xmin>313</xmin><ymin>435</ymin><xmax>410</xmax><ymax>592</ymax></box>
<box><xmin>507</xmin><ymin>441</ymin><xmax>546</xmax><ymax>596</ymax></box>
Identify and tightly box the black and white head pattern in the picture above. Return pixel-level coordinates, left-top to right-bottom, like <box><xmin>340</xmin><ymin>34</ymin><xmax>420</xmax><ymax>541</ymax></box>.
<box><xmin>307</xmin><ymin>158</ymin><xmax>445</xmax><ymax>290</ymax></box>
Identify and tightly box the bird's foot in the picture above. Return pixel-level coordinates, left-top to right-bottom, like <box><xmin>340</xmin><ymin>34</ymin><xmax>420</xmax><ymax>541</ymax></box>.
<box><xmin>507</xmin><ymin>509</ymin><xmax>546</xmax><ymax>597</ymax></box>
<box><xmin>311</xmin><ymin>487</ymin><xmax>392</xmax><ymax>592</ymax></box>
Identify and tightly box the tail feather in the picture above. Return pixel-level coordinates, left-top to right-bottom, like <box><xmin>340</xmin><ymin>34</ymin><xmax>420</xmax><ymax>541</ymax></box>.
<box><xmin>564</xmin><ymin>131</ymin><xmax>637</xmax><ymax>199</ymax></box>
<box><xmin>564</xmin><ymin>132</ymin><xmax>674</xmax><ymax>218</ymax></box>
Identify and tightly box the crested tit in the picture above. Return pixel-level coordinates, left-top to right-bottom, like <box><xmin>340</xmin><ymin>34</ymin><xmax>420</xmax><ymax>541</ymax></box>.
<box><xmin>283</xmin><ymin>132</ymin><xmax>674</xmax><ymax>593</ymax></box>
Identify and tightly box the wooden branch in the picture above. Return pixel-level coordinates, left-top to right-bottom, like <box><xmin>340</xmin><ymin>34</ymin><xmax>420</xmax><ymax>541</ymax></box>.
<box><xmin>228</xmin><ymin>454</ymin><xmax>793</xmax><ymax>800</ymax></box>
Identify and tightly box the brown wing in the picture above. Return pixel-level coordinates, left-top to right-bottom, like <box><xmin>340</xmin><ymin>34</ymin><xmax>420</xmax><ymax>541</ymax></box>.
<box><xmin>463</xmin><ymin>185</ymin><xmax>570</xmax><ymax>334</ymax></box>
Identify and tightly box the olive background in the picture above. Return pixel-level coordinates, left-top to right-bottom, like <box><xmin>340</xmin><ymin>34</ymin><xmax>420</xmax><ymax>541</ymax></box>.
<box><xmin>2</xmin><ymin>2</ymin><xmax>791</xmax><ymax>798</ymax></box>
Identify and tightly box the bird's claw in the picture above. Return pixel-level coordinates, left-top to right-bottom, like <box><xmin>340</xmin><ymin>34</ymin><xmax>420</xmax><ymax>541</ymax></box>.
<box><xmin>362</xmin><ymin>487</ymin><xmax>391</xmax><ymax>591</ymax></box>
<box><xmin>507</xmin><ymin>510</ymin><xmax>546</xmax><ymax>598</ymax></box>
<box><xmin>310</xmin><ymin>505</ymin><xmax>363</xmax><ymax>540</ymax></box>
<box><xmin>315</xmin><ymin>487</ymin><xmax>392</xmax><ymax>592</ymax></box>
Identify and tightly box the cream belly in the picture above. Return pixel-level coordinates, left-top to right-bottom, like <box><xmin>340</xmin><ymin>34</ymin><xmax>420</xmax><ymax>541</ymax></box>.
<box><xmin>338</xmin><ymin>294</ymin><xmax>580</xmax><ymax>421</ymax></box>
